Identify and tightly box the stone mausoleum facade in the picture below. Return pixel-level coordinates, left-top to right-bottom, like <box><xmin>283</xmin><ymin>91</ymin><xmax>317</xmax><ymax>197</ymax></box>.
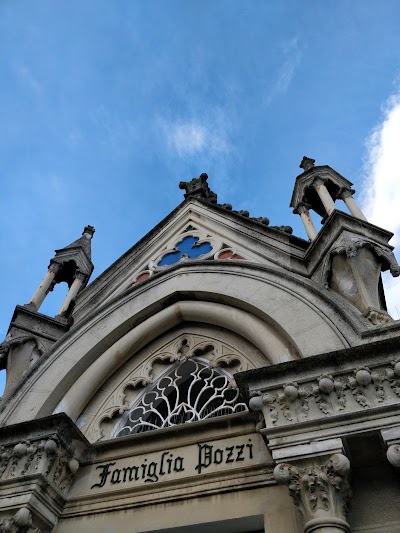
<box><xmin>0</xmin><ymin>157</ymin><xmax>400</xmax><ymax>532</ymax></box>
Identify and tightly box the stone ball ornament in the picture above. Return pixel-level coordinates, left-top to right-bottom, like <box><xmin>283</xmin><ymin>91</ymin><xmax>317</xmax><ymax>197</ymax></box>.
<box><xmin>393</xmin><ymin>361</ymin><xmax>400</xmax><ymax>377</ymax></box>
<box><xmin>387</xmin><ymin>444</ymin><xmax>400</xmax><ymax>468</ymax></box>
<box><xmin>355</xmin><ymin>368</ymin><xmax>372</xmax><ymax>387</ymax></box>
<box><xmin>283</xmin><ymin>384</ymin><xmax>299</xmax><ymax>402</ymax></box>
<box><xmin>273</xmin><ymin>463</ymin><xmax>293</xmax><ymax>485</ymax></box>
<box><xmin>318</xmin><ymin>376</ymin><xmax>335</xmax><ymax>394</ymax></box>
<box><xmin>14</xmin><ymin>508</ymin><xmax>32</xmax><ymax>528</ymax></box>
<box><xmin>248</xmin><ymin>395</ymin><xmax>263</xmax><ymax>411</ymax></box>
<box><xmin>44</xmin><ymin>438</ymin><xmax>58</xmax><ymax>455</ymax></box>
<box><xmin>13</xmin><ymin>441</ymin><xmax>27</xmax><ymax>457</ymax></box>
<box><xmin>68</xmin><ymin>458</ymin><xmax>80</xmax><ymax>474</ymax></box>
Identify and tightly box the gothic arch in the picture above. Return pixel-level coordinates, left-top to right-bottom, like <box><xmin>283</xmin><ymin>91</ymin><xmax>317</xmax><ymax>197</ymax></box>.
<box><xmin>0</xmin><ymin>263</ymin><xmax>362</xmax><ymax>427</ymax></box>
<box><xmin>76</xmin><ymin>324</ymin><xmax>267</xmax><ymax>442</ymax></box>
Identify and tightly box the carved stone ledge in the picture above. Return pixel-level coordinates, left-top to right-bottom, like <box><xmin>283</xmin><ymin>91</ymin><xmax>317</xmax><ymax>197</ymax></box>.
<box><xmin>274</xmin><ymin>454</ymin><xmax>352</xmax><ymax>533</ymax></box>
<box><xmin>249</xmin><ymin>359</ymin><xmax>400</xmax><ymax>431</ymax></box>
<box><xmin>236</xmin><ymin>340</ymin><xmax>400</xmax><ymax>452</ymax></box>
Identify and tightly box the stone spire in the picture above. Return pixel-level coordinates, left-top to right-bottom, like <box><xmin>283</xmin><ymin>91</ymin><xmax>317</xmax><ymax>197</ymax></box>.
<box><xmin>27</xmin><ymin>226</ymin><xmax>95</xmax><ymax>314</ymax></box>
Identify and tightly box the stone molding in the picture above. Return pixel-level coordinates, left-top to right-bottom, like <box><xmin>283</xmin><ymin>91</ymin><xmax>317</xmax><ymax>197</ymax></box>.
<box><xmin>249</xmin><ymin>359</ymin><xmax>400</xmax><ymax>432</ymax></box>
<box><xmin>236</xmin><ymin>339</ymin><xmax>400</xmax><ymax>454</ymax></box>
<box><xmin>274</xmin><ymin>454</ymin><xmax>352</xmax><ymax>533</ymax></box>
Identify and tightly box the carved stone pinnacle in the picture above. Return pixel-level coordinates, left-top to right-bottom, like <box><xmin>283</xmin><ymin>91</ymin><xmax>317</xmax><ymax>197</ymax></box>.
<box><xmin>83</xmin><ymin>225</ymin><xmax>95</xmax><ymax>237</ymax></box>
<box><xmin>300</xmin><ymin>156</ymin><xmax>316</xmax><ymax>172</ymax></box>
<box><xmin>179</xmin><ymin>173</ymin><xmax>218</xmax><ymax>203</ymax></box>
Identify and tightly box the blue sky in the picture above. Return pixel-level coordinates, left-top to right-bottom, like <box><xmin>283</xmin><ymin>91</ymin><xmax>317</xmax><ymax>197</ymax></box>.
<box><xmin>1</xmin><ymin>1</ymin><xmax>400</xmax><ymax>392</ymax></box>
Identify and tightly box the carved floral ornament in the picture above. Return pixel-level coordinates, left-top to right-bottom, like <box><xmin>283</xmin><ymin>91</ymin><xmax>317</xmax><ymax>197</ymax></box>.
<box><xmin>0</xmin><ymin>435</ymin><xmax>79</xmax><ymax>496</ymax></box>
<box><xmin>82</xmin><ymin>333</ymin><xmax>254</xmax><ymax>442</ymax></box>
<box><xmin>274</xmin><ymin>454</ymin><xmax>352</xmax><ymax>533</ymax></box>
<box><xmin>249</xmin><ymin>361</ymin><xmax>400</xmax><ymax>427</ymax></box>
<box><xmin>0</xmin><ymin>508</ymin><xmax>42</xmax><ymax>533</ymax></box>
<box><xmin>129</xmin><ymin>226</ymin><xmax>247</xmax><ymax>286</ymax></box>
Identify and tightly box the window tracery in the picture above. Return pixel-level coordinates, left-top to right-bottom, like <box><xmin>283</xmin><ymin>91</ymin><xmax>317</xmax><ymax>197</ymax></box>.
<box><xmin>77</xmin><ymin>329</ymin><xmax>266</xmax><ymax>442</ymax></box>
<box><xmin>114</xmin><ymin>357</ymin><xmax>247</xmax><ymax>437</ymax></box>
<box><xmin>129</xmin><ymin>226</ymin><xmax>248</xmax><ymax>286</ymax></box>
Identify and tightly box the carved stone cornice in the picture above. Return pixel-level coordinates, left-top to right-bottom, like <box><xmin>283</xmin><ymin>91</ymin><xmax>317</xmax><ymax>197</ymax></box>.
<box><xmin>274</xmin><ymin>454</ymin><xmax>352</xmax><ymax>533</ymax></box>
<box><xmin>0</xmin><ymin>414</ymin><xmax>91</xmax><ymax>532</ymax></box>
<box><xmin>236</xmin><ymin>338</ymin><xmax>400</xmax><ymax>453</ymax></box>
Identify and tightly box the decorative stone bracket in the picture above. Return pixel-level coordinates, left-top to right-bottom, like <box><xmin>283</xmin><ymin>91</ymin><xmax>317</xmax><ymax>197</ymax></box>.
<box><xmin>274</xmin><ymin>453</ymin><xmax>352</xmax><ymax>533</ymax></box>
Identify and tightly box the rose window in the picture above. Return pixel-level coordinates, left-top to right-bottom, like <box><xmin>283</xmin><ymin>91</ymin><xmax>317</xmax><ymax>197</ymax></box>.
<box><xmin>114</xmin><ymin>358</ymin><xmax>247</xmax><ymax>437</ymax></box>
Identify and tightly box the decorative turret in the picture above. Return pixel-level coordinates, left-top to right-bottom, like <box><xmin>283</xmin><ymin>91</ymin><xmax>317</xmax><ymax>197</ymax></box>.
<box><xmin>291</xmin><ymin>158</ymin><xmax>399</xmax><ymax>325</ymax></box>
<box><xmin>291</xmin><ymin>157</ymin><xmax>367</xmax><ymax>240</ymax></box>
<box><xmin>28</xmin><ymin>225</ymin><xmax>95</xmax><ymax>317</ymax></box>
<box><xmin>0</xmin><ymin>226</ymin><xmax>95</xmax><ymax>395</ymax></box>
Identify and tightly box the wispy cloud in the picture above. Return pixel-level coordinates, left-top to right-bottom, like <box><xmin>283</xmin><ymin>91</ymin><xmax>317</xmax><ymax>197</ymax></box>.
<box><xmin>360</xmin><ymin>91</ymin><xmax>400</xmax><ymax>318</ymax></box>
<box><xmin>15</xmin><ymin>65</ymin><xmax>43</xmax><ymax>94</ymax></box>
<box><xmin>265</xmin><ymin>37</ymin><xmax>302</xmax><ymax>106</ymax></box>
<box><xmin>156</xmin><ymin>109</ymin><xmax>235</xmax><ymax>197</ymax></box>
<box><xmin>164</xmin><ymin>119</ymin><xmax>230</xmax><ymax>158</ymax></box>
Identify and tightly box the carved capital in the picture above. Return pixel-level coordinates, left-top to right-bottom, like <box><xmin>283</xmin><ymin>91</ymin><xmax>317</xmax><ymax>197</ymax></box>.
<box><xmin>293</xmin><ymin>202</ymin><xmax>312</xmax><ymax>215</ymax></box>
<box><xmin>274</xmin><ymin>454</ymin><xmax>351</xmax><ymax>533</ymax></box>
<box><xmin>337</xmin><ymin>187</ymin><xmax>355</xmax><ymax>200</ymax></box>
<box><xmin>48</xmin><ymin>260</ymin><xmax>61</xmax><ymax>273</ymax></box>
<box><xmin>74</xmin><ymin>270</ymin><xmax>87</xmax><ymax>283</ymax></box>
<box><xmin>311</xmin><ymin>176</ymin><xmax>327</xmax><ymax>188</ymax></box>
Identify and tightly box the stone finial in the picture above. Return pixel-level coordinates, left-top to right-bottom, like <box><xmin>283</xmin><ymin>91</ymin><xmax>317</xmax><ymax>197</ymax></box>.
<box><xmin>179</xmin><ymin>173</ymin><xmax>218</xmax><ymax>203</ymax></box>
<box><xmin>82</xmin><ymin>225</ymin><xmax>95</xmax><ymax>238</ymax></box>
<box><xmin>299</xmin><ymin>156</ymin><xmax>316</xmax><ymax>172</ymax></box>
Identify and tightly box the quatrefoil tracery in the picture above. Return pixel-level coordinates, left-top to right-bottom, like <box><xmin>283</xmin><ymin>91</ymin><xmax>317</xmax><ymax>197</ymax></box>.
<box><xmin>129</xmin><ymin>227</ymin><xmax>247</xmax><ymax>286</ymax></box>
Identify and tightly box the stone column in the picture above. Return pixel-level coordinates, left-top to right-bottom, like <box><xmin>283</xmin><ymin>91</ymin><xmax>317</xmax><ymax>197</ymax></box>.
<box><xmin>294</xmin><ymin>203</ymin><xmax>318</xmax><ymax>241</ymax></box>
<box><xmin>338</xmin><ymin>189</ymin><xmax>367</xmax><ymax>222</ymax></box>
<box><xmin>28</xmin><ymin>261</ymin><xmax>60</xmax><ymax>310</ymax></box>
<box><xmin>312</xmin><ymin>178</ymin><xmax>337</xmax><ymax>216</ymax></box>
<box><xmin>274</xmin><ymin>453</ymin><xmax>352</xmax><ymax>533</ymax></box>
<box><xmin>57</xmin><ymin>271</ymin><xmax>86</xmax><ymax>317</ymax></box>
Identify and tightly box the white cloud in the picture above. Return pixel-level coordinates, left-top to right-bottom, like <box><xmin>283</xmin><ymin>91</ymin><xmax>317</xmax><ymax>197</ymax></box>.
<box><xmin>156</xmin><ymin>108</ymin><xmax>236</xmax><ymax>198</ymax></box>
<box><xmin>163</xmin><ymin>119</ymin><xmax>230</xmax><ymax>159</ymax></box>
<box><xmin>265</xmin><ymin>37</ymin><xmax>302</xmax><ymax>106</ymax></box>
<box><xmin>170</xmin><ymin>122</ymin><xmax>206</xmax><ymax>156</ymax></box>
<box><xmin>360</xmin><ymin>92</ymin><xmax>400</xmax><ymax>319</ymax></box>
